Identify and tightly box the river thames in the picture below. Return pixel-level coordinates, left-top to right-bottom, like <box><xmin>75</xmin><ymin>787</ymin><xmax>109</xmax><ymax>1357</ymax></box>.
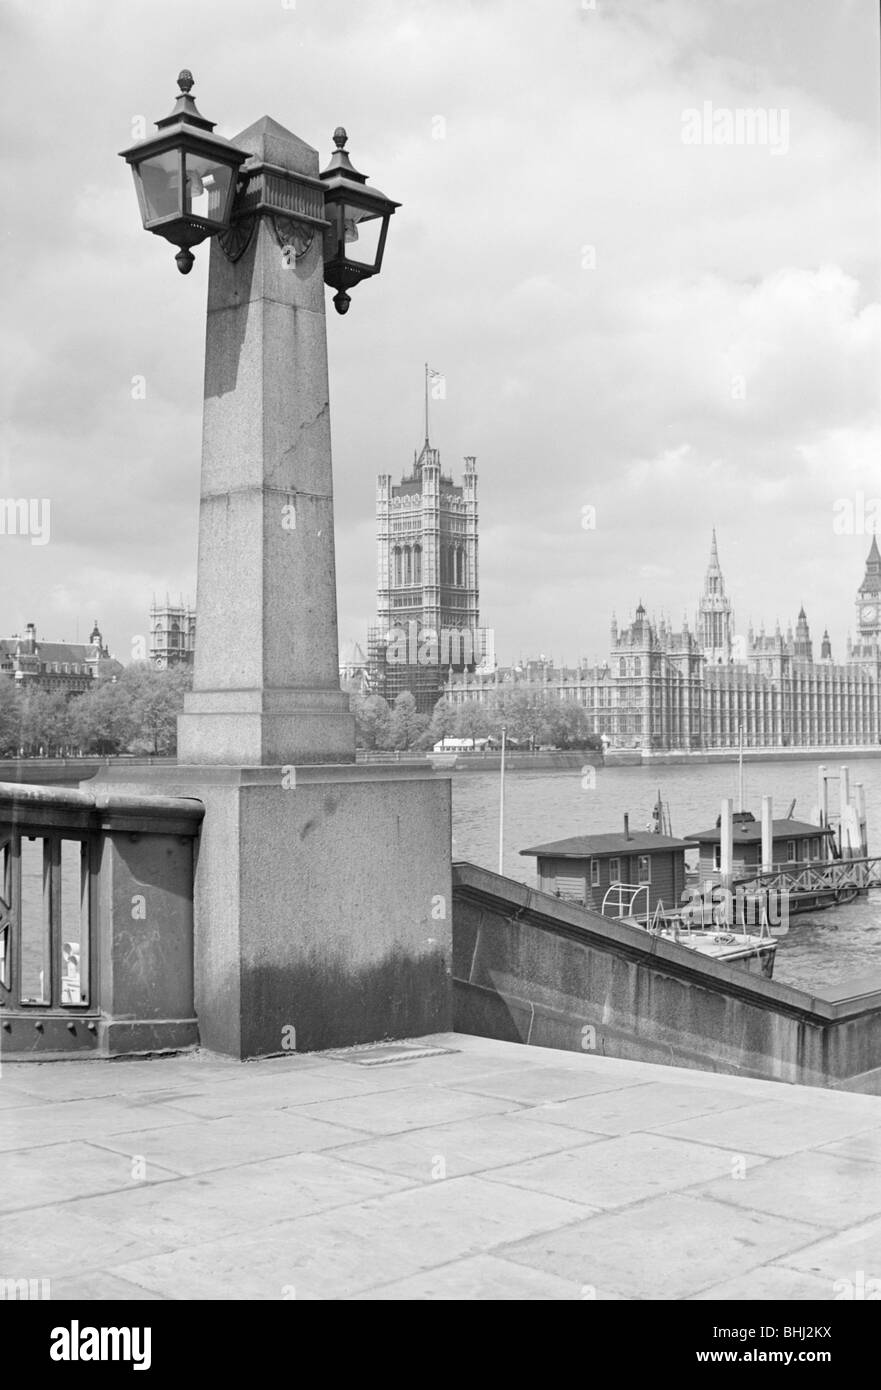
<box><xmin>451</xmin><ymin>756</ymin><xmax>881</xmax><ymax>995</ymax></box>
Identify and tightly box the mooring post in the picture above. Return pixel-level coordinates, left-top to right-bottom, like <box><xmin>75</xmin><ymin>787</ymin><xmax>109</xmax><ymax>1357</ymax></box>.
<box><xmin>761</xmin><ymin>795</ymin><xmax>773</xmax><ymax>873</ymax></box>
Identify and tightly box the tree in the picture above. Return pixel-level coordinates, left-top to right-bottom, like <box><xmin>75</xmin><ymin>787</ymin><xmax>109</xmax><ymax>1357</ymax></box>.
<box><xmin>351</xmin><ymin>692</ymin><xmax>391</xmax><ymax>751</ymax></box>
<box><xmin>387</xmin><ymin>691</ymin><xmax>429</xmax><ymax>750</ymax></box>
<box><xmin>454</xmin><ymin>700</ymin><xmax>492</xmax><ymax>747</ymax></box>
<box><xmin>0</xmin><ymin>676</ymin><xmax>21</xmax><ymax>755</ymax></box>
<box><xmin>425</xmin><ymin>696</ymin><xmax>457</xmax><ymax>749</ymax></box>
<box><xmin>17</xmin><ymin>688</ymin><xmax>55</xmax><ymax>756</ymax></box>
<box><xmin>122</xmin><ymin>663</ymin><xmax>191</xmax><ymax>755</ymax></box>
<box><xmin>72</xmin><ymin>679</ymin><xmax>138</xmax><ymax>755</ymax></box>
<box><xmin>492</xmin><ymin>686</ymin><xmax>547</xmax><ymax>747</ymax></box>
<box><xmin>41</xmin><ymin>693</ymin><xmax>75</xmax><ymax>755</ymax></box>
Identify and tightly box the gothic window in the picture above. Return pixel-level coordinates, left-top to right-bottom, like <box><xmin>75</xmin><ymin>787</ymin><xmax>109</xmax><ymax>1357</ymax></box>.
<box><xmin>456</xmin><ymin>548</ymin><xmax>464</xmax><ymax>585</ymax></box>
<box><xmin>634</xmin><ymin>658</ymin><xmax>642</xmax><ymax>677</ymax></box>
<box><xmin>404</xmin><ymin>546</ymin><xmax>412</xmax><ymax>585</ymax></box>
<box><xmin>393</xmin><ymin>547</ymin><xmax>402</xmax><ymax>587</ymax></box>
<box><xmin>413</xmin><ymin>544</ymin><xmax>422</xmax><ymax>585</ymax></box>
<box><xmin>619</xmin><ymin>658</ymin><xmax>626</xmax><ymax>678</ymax></box>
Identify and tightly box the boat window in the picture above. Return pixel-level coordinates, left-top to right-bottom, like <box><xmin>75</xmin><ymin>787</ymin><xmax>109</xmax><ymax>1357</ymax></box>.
<box><xmin>811</xmin><ymin>837</ymin><xmax>819</xmax><ymax>858</ymax></box>
<box><xmin>609</xmin><ymin>857</ymin><xmax>620</xmax><ymax>882</ymax></box>
<box><xmin>713</xmin><ymin>845</ymin><xmax>721</xmax><ymax>871</ymax></box>
<box><xmin>787</xmin><ymin>840</ymin><xmax>796</xmax><ymax>862</ymax></box>
<box><xmin>637</xmin><ymin>855</ymin><xmax>651</xmax><ymax>884</ymax></box>
<box><xmin>590</xmin><ymin>859</ymin><xmax>600</xmax><ymax>887</ymax></box>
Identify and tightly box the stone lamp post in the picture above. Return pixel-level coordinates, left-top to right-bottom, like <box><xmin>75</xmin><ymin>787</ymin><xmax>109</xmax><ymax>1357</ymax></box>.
<box><xmin>105</xmin><ymin>73</ymin><xmax>450</xmax><ymax>1059</ymax></box>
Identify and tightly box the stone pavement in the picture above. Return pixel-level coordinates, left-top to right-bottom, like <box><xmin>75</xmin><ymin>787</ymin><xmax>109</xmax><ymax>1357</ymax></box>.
<box><xmin>2</xmin><ymin>1034</ymin><xmax>881</xmax><ymax>1300</ymax></box>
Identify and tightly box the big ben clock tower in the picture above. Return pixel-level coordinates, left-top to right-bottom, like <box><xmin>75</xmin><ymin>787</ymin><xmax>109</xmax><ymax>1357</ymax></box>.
<box><xmin>853</xmin><ymin>535</ymin><xmax>881</xmax><ymax>662</ymax></box>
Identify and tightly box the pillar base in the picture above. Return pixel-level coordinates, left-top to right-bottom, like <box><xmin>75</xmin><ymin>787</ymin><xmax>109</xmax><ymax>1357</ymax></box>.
<box><xmin>178</xmin><ymin>688</ymin><xmax>356</xmax><ymax>766</ymax></box>
<box><xmin>84</xmin><ymin>762</ymin><xmax>452</xmax><ymax>1059</ymax></box>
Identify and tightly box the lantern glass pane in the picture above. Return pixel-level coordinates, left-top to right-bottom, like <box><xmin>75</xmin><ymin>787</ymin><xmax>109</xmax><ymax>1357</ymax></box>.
<box><xmin>183</xmin><ymin>153</ymin><xmax>234</xmax><ymax>224</ymax></box>
<box><xmin>324</xmin><ymin>202</ymin><xmax>382</xmax><ymax>269</ymax></box>
<box><xmin>137</xmin><ymin>151</ymin><xmax>181</xmax><ymax>222</ymax></box>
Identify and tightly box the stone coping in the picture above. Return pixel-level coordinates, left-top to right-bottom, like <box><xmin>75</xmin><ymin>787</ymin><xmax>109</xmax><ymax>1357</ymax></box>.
<box><xmin>0</xmin><ymin>782</ymin><xmax>205</xmax><ymax>836</ymax></box>
<box><xmin>453</xmin><ymin>861</ymin><xmax>881</xmax><ymax>1021</ymax></box>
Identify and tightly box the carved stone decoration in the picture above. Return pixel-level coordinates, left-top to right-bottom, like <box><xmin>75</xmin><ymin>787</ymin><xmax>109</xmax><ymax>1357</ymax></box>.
<box><xmin>218</xmin><ymin>214</ymin><xmax>257</xmax><ymax>263</ymax></box>
<box><xmin>271</xmin><ymin>215</ymin><xmax>315</xmax><ymax>263</ymax></box>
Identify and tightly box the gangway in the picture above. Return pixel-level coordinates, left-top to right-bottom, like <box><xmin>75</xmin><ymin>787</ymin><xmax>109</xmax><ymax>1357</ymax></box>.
<box><xmin>732</xmin><ymin>855</ymin><xmax>881</xmax><ymax>911</ymax></box>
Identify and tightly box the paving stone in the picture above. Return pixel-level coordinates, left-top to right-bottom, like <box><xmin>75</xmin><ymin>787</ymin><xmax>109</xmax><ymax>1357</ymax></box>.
<box><xmin>0</xmin><ymin>1096</ymin><xmax>202</xmax><ymax>1152</ymax></box>
<box><xmin>353</xmin><ymin>1253</ymin><xmax>600</xmax><ymax>1300</ymax></box>
<box><xmin>0</xmin><ymin>1085</ymin><xmax>45</xmax><ymax>1110</ymax></box>
<box><xmin>781</xmin><ymin>1214</ymin><xmax>881</xmax><ymax>1287</ymax></box>
<box><xmin>816</xmin><ymin>1129</ymin><xmax>881</xmax><ymax>1166</ymax></box>
<box><xmin>158</xmin><ymin>1069</ymin><xmax>407</xmax><ymax>1119</ymax></box>
<box><xmin>0</xmin><ymin>1057</ymin><xmax>242</xmax><ymax>1102</ymax></box>
<box><xmin>0</xmin><ymin>1202</ymin><xmax>176</xmax><ymax>1276</ymax></box>
<box><xmin>483</xmin><ymin>1132</ymin><xmax>767</xmax><ymax>1209</ymax></box>
<box><xmin>501</xmin><ymin>1192</ymin><xmax>827</xmax><ymax>1300</ymax></box>
<box><xmin>0</xmin><ymin>1141</ymin><xmax>181</xmax><ymax>1212</ymax></box>
<box><xmin>91</xmin><ymin>1110</ymin><xmax>367</xmax><ymax>1176</ymax></box>
<box><xmin>331</xmin><ymin>1111</ymin><xmax>601</xmax><ymax>1182</ymax></box>
<box><xmin>46</xmin><ymin>1272</ymin><xmax>166</xmax><ymax>1300</ymax></box>
<box><xmin>690</xmin><ymin>1265</ymin><xmax>837</xmax><ymax>1300</ymax></box>
<box><xmin>694</xmin><ymin>1151</ymin><xmax>881</xmax><ymax>1229</ymax></box>
<box><xmin>294</xmin><ymin>1085</ymin><xmax>516</xmax><ymax>1136</ymax></box>
<box><xmin>516</xmin><ymin>1081</ymin><xmax>765</xmax><ymax>1136</ymax></box>
<box><xmin>110</xmin><ymin>1176</ymin><xmax>588</xmax><ymax>1300</ymax></box>
<box><xmin>447</xmin><ymin>1066</ymin><xmax>649</xmax><ymax>1105</ymax></box>
<box><xmin>67</xmin><ymin>1151</ymin><xmax>416</xmax><ymax>1246</ymax></box>
<box><xmin>655</xmin><ymin>1100</ymin><xmax>881</xmax><ymax>1157</ymax></box>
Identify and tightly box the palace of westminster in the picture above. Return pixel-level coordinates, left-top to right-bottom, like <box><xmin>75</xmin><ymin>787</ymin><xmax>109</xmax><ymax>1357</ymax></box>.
<box><xmin>343</xmin><ymin>427</ymin><xmax>881</xmax><ymax>751</ymax></box>
<box><xmin>443</xmin><ymin>527</ymin><xmax>881</xmax><ymax>751</ymax></box>
<box><xmin>146</xmin><ymin>419</ymin><xmax>881</xmax><ymax>754</ymax></box>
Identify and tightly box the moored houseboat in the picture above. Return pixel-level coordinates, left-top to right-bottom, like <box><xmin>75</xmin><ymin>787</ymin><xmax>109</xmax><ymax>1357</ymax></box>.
<box><xmin>520</xmin><ymin>819</ymin><xmax>778</xmax><ymax>976</ymax></box>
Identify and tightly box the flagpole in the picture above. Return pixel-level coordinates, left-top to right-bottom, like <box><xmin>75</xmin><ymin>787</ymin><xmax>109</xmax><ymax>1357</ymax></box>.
<box><xmin>424</xmin><ymin>361</ymin><xmax>429</xmax><ymax>445</ymax></box>
<box><xmin>498</xmin><ymin>723</ymin><xmax>507</xmax><ymax>874</ymax></box>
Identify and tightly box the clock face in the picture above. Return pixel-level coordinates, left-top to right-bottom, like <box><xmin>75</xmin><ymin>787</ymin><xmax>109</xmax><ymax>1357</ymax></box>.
<box><xmin>862</xmin><ymin>605</ymin><xmax>878</xmax><ymax>624</ymax></box>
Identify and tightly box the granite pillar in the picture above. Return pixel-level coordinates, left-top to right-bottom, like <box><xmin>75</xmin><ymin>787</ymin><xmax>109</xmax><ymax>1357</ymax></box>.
<box><xmin>177</xmin><ymin>117</ymin><xmax>355</xmax><ymax>766</ymax></box>
<box><xmin>92</xmin><ymin>116</ymin><xmax>453</xmax><ymax>1058</ymax></box>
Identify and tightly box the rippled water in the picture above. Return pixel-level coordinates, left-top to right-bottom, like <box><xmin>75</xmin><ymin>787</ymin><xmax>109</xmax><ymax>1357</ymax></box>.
<box><xmin>450</xmin><ymin>757</ymin><xmax>881</xmax><ymax>995</ymax></box>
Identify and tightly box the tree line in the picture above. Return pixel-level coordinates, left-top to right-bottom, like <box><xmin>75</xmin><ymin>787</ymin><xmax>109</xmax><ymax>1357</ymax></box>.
<box><xmin>0</xmin><ymin>664</ymin><xmax>192</xmax><ymax>757</ymax></box>
<box><xmin>352</xmin><ymin>687</ymin><xmax>603</xmax><ymax>752</ymax></box>
<box><xmin>0</xmin><ymin>668</ymin><xmax>603</xmax><ymax>759</ymax></box>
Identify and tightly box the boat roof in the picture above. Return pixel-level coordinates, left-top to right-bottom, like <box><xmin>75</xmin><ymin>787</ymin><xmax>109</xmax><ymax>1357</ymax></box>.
<box><xmin>520</xmin><ymin>832</ymin><xmax>696</xmax><ymax>859</ymax></box>
<box><xmin>684</xmin><ymin>818</ymin><xmax>833</xmax><ymax>844</ymax></box>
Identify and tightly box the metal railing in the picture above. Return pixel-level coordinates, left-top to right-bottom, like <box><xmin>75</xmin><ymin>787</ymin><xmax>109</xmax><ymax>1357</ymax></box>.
<box><xmin>733</xmin><ymin>856</ymin><xmax>881</xmax><ymax>899</ymax></box>
<box><xmin>0</xmin><ymin>783</ymin><xmax>204</xmax><ymax>1057</ymax></box>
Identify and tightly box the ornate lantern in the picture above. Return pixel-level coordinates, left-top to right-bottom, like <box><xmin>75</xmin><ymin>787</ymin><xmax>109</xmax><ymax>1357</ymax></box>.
<box><xmin>320</xmin><ymin>129</ymin><xmax>401</xmax><ymax>313</ymax></box>
<box><xmin>119</xmin><ymin>71</ymin><xmax>248</xmax><ymax>274</ymax></box>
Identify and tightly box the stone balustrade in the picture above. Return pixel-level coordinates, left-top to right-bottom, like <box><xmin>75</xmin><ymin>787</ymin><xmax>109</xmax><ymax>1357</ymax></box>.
<box><xmin>0</xmin><ymin>783</ymin><xmax>203</xmax><ymax>1059</ymax></box>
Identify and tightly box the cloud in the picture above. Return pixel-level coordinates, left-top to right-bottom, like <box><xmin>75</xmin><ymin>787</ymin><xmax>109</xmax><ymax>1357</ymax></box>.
<box><xmin>0</xmin><ymin>0</ymin><xmax>878</xmax><ymax>671</ymax></box>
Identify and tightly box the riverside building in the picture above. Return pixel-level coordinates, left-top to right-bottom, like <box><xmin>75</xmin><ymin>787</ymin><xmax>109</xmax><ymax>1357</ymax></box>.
<box><xmin>445</xmin><ymin>536</ymin><xmax>881</xmax><ymax>752</ymax></box>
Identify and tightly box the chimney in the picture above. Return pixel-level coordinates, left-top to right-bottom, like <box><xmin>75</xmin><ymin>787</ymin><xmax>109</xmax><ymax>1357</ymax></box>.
<box><xmin>624</xmin><ymin>813</ymin><xmax>631</xmax><ymax>841</ymax></box>
<box><xmin>25</xmin><ymin>622</ymin><xmax>36</xmax><ymax>653</ymax></box>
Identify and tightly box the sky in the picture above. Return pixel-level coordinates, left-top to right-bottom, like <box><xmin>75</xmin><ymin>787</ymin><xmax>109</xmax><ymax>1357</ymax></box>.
<box><xmin>1</xmin><ymin>0</ymin><xmax>880</xmax><ymax>668</ymax></box>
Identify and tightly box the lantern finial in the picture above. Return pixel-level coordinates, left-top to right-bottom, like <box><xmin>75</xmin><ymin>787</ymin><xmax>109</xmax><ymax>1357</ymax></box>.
<box><xmin>333</xmin><ymin>127</ymin><xmax>348</xmax><ymax>149</ymax></box>
<box><xmin>177</xmin><ymin>70</ymin><xmax>195</xmax><ymax>94</ymax></box>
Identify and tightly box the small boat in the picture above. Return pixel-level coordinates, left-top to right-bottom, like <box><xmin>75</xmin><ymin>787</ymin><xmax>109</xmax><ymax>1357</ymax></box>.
<box><xmin>602</xmin><ymin>883</ymin><xmax>778</xmax><ymax>978</ymax></box>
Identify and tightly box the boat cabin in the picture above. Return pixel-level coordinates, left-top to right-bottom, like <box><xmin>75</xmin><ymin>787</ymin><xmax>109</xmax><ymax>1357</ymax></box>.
<box><xmin>520</xmin><ymin>830</ymin><xmax>694</xmax><ymax>917</ymax></box>
<box><xmin>684</xmin><ymin>812</ymin><xmax>835</xmax><ymax>885</ymax></box>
